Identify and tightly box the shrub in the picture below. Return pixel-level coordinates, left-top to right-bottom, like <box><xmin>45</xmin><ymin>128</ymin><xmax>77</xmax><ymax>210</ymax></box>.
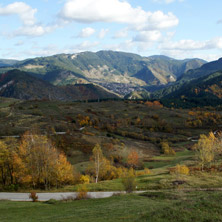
<box><xmin>161</xmin><ymin>142</ymin><xmax>176</xmax><ymax>155</ymax></box>
<box><xmin>29</xmin><ymin>192</ymin><xmax>38</xmax><ymax>202</ymax></box>
<box><xmin>76</xmin><ymin>185</ymin><xmax>88</xmax><ymax>200</ymax></box>
<box><xmin>80</xmin><ymin>175</ymin><xmax>90</xmax><ymax>184</ymax></box>
<box><xmin>122</xmin><ymin>168</ymin><xmax>136</xmax><ymax>193</ymax></box>
<box><xmin>136</xmin><ymin>168</ymin><xmax>151</xmax><ymax>176</ymax></box>
<box><xmin>170</xmin><ymin>165</ymin><xmax>190</xmax><ymax>175</ymax></box>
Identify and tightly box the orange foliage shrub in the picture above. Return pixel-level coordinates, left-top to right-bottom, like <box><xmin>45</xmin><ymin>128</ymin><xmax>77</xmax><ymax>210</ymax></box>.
<box><xmin>127</xmin><ymin>150</ymin><xmax>139</xmax><ymax>168</ymax></box>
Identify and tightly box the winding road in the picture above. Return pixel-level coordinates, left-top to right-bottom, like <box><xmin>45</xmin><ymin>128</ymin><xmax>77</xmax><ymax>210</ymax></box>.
<box><xmin>0</xmin><ymin>191</ymin><xmax>126</xmax><ymax>201</ymax></box>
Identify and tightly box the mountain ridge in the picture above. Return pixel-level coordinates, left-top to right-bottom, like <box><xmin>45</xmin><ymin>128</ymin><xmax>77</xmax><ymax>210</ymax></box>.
<box><xmin>0</xmin><ymin>69</ymin><xmax>120</xmax><ymax>101</ymax></box>
<box><xmin>0</xmin><ymin>51</ymin><xmax>206</xmax><ymax>95</ymax></box>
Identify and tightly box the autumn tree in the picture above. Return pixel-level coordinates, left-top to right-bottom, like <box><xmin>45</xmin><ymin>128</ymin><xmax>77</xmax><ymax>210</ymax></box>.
<box><xmin>56</xmin><ymin>153</ymin><xmax>74</xmax><ymax>187</ymax></box>
<box><xmin>0</xmin><ymin>138</ymin><xmax>18</xmax><ymax>186</ymax></box>
<box><xmin>161</xmin><ymin>142</ymin><xmax>175</xmax><ymax>155</ymax></box>
<box><xmin>14</xmin><ymin>130</ymin><xmax>74</xmax><ymax>189</ymax></box>
<box><xmin>0</xmin><ymin>140</ymin><xmax>10</xmax><ymax>186</ymax></box>
<box><xmin>127</xmin><ymin>150</ymin><xmax>139</xmax><ymax>168</ymax></box>
<box><xmin>91</xmin><ymin>144</ymin><xmax>104</xmax><ymax>183</ymax></box>
<box><xmin>194</xmin><ymin>132</ymin><xmax>215</xmax><ymax>170</ymax></box>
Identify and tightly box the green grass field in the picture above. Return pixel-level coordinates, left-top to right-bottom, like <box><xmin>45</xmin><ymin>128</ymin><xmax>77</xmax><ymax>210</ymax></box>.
<box><xmin>1</xmin><ymin>191</ymin><xmax>222</xmax><ymax>222</ymax></box>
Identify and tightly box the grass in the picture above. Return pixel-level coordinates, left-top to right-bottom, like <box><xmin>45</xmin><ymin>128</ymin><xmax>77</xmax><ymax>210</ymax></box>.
<box><xmin>1</xmin><ymin>191</ymin><xmax>222</xmax><ymax>221</ymax></box>
<box><xmin>1</xmin><ymin>99</ymin><xmax>222</xmax><ymax>220</ymax></box>
<box><xmin>1</xmin><ymin>99</ymin><xmax>222</xmax><ymax>192</ymax></box>
<box><xmin>144</xmin><ymin>149</ymin><xmax>195</xmax><ymax>169</ymax></box>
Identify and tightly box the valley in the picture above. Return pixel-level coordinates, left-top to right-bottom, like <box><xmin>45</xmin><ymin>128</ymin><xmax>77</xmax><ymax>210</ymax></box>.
<box><xmin>0</xmin><ymin>51</ymin><xmax>222</xmax><ymax>222</ymax></box>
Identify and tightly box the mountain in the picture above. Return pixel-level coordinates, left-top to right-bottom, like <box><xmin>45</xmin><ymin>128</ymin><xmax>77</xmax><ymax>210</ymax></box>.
<box><xmin>0</xmin><ymin>51</ymin><xmax>206</xmax><ymax>95</ymax></box>
<box><xmin>160</xmin><ymin>71</ymin><xmax>222</xmax><ymax>108</ymax></box>
<box><xmin>0</xmin><ymin>59</ymin><xmax>18</xmax><ymax>67</ymax></box>
<box><xmin>179</xmin><ymin>58</ymin><xmax>222</xmax><ymax>82</ymax></box>
<box><xmin>133</xmin><ymin>56</ymin><xmax>205</xmax><ymax>85</ymax></box>
<box><xmin>0</xmin><ymin>69</ymin><xmax>119</xmax><ymax>101</ymax></box>
<box><xmin>126</xmin><ymin>57</ymin><xmax>222</xmax><ymax>100</ymax></box>
<box><xmin>124</xmin><ymin>90</ymin><xmax>151</xmax><ymax>100</ymax></box>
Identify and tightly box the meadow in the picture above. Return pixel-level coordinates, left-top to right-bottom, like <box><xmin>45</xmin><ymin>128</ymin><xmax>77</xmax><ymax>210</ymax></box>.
<box><xmin>1</xmin><ymin>190</ymin><xmax>222</xmax><ymax>222</ymax></box>
<box><xmin>1</xmin><ymin>98</ymin><xmax>222</xmax><ymax>221</ymax></box>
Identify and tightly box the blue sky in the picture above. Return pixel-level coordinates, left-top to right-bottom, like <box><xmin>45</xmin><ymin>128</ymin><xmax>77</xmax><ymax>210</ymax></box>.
<box><xmin>0</xmin><ymin>0</ymin><xmax>222</xmax><ymax>61</ymax></box>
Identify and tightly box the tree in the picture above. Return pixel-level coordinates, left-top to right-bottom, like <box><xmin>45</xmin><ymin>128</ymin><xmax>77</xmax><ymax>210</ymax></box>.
<box><xmin>161</xmin><ymin>142</ymin><xmax>175</xmax><ymax>155</ymax></box>
<box><xmin>0</xmin><ymin>140</ymin><xmax>10</xmax><ymax>186</ymax></box>
<box><xmin>0</xmin><ymin>138</ymin><xmax>18</xmax><ymax>186</ymax></box>
<box><xmin>56</xmin><ymin>153</ymin><xmax>74</xmax><ymax>187</ymax></box>
<box><xmin>13</xmin><ymin>130</ymin><xmax>74</xmax><ymax>189</ymax></box>
<box><xmin>91</xmin><ymin>144</ymin><xmax>104</xmax><ymax>183</ymax></box>
<box><xmin>127</xmin><ymin>150</ymin><xmax>139</xmax><ymax>168</ymax></box>
<box><xmin>194</xmin><ymin>132</ymin><xmax>215</xmax><ymax>171</ymax></box>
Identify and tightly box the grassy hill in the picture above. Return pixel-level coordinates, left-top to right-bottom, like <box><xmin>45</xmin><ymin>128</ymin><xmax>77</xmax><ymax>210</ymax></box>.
<box><xmin>0</xmin><ymin>69</ymin><xmax>119</xmax><ymax>101</ymax></box>
<box><xmin>1</xmin><ymin>97</ymin><xmax>222</xmax><ymax>221</ymax></box>
<box><xmin>161</xmin><ymin>71</ymin><xmax>222</xmax><ymax>108</ymax></box>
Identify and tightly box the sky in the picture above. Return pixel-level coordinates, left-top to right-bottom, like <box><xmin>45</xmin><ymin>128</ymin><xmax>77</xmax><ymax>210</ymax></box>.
<box><xmin>0</xmin><ymin>0</ymin><xmax>222</xmax><ymax>61</ymax></box>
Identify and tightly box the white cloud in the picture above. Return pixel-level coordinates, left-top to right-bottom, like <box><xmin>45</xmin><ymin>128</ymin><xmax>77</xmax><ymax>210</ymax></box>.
<box><xmin>133</xmin><ymin>30</ymin><xmax>162</xmax><ymax>42</ymax></box>
<box><xmin>0</xmin><ymin>2</ymin><xmax>37</xmax><ymax>26</ymax></box>
<box><xmin>113</xmin><ymin>28</ymin><xmax>128</xmax><ymax>39</ymax></box>
<box><xmin>98</xmin><ymin>28</ymin><xmax>109</xmax><ymax>39</ymax></box>
<box><xmin>161</xmin><ymin>49</ymin><xmax>221</xmax><ymax>62</ymax></box>
<box><xmin>153</xmin><ymin>0</ymin><xmax>184</xmax><ymax>4</ymax></box>
<box><xmin>14</xmin><ymin>40</ymin><xmax>24</xmax><ymax>46</ymax></box>
<box><xmin>12</xmin><ymin>25</ymin><xmax>57</xmax><ymax>37</ymax></box>
<box><xmin>0</xmin><ymin>2</ymin><xmax>58</xmax><ymax>38</ymax></box>
<box><xmin>78</xmin><ymin>27</ymin><xmax>95</xmax><ymax>38</ymax></box>
<box><xmin>60</xmin><ymin>0</ymin><xmax>179</xmax><ymax>31</ymax></box>
<box><xmin>160</xmin><ymin>37</ymin><xmax>222</xmax><ymax>51</ymax></box>
<box><xmin>69</xmin><ymin>41</ymin><xmax>100</xmax><ymax>52</ymax></box>
<box><xmin>103</xmin><ymin>40</ymin><xmax>135</xmax><ymax>52</ymax></box>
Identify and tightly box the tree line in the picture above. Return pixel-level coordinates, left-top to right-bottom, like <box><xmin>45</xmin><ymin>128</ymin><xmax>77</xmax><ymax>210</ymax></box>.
<box><xmin>0</xmin><ymin>129</ymin><xmax>150</xmax><ymax>190</ymax></box>
<box><xmin>0</xmin><ymin>130</ymin><xmax>74</xmax><ymax>190</ymax></box>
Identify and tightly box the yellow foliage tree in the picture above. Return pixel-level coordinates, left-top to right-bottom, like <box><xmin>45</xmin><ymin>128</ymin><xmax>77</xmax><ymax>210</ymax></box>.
<box><xmin>91</xmin><ymin>144</ymin><xmax>104</xmax><ymax>183</ymax></box>
<box><xmin>13</xmin><ymin>130</ymin><xmax>74</xmax><ymax>189</ymax></box>
<box><xmin>56</xmin><ymin>153</ymin><xmax>74</xmax><ymax>186</ymax></box>
<box><xmin>161</xmin><ymin>142</ymin><xmax>175</xmax><ymax>155</ymax></box>
<box><xmin>88</xmin><ymin>144</ymin><xmax>122</xmax><ymax>182</ymax></box>
<box><xmin>0</xmin><ymin>138</ymin><xmax>18</xmax><ymax>186</ymax></box>
<box><xmin>80</xmin><ymin>175</ymin><xmax>90</xmax><ymax>184</ymax></box>
<box><xmin>174</xmin><ymin>165</ymin><xmax>190</xmax><ymax>175</ymax></box>
<box><xmin>194</xmin><ymin>132</ymin><xmax>215</xmax><ymax>170</ymax></box>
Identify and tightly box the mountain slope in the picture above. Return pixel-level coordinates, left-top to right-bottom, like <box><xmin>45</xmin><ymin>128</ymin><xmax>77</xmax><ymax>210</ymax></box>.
<box><xmin>0</xmin><ymin>51</ymin><xmax>206</xmax><ymax>95</ymax></box>
<box><xmin>0</xmin><ymin>59</ymin><xmax>18</xmax><ymax>67</ymax></box>
<box><xmin>161</xmin><ymin>71</ymin><xmax>222</xmax><ymax>108</ymax></box>
<box><xmin>0</xmin><ymin>69</ymin><xmax>68</xmax><ymax>100</ymax></box>
<box><xmin>0</xmin><ymin>70</ymin><xmax>119</xmax><ymax>101</ymax></box>
<box><xmin>179</xmin><ymin>58</ymin><xmax>222</xmax><ymax>82</ymax></box>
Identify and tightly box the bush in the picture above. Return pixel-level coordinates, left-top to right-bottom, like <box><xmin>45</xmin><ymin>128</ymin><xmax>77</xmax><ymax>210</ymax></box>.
<box><xmin>122</xmin><ymin>168</ymin><xmax>136</xmax><ymax>193</ymax></box>
<box><xmin>76</xmin><ymin>185</ymin><xmax>88</xmax><ymax>200</ymax></box>
<box><xmin>136</xmin><ymin>168</ymin><xmax>151</xmax><ymax>176</ymax></box>
<box><xmin>29</xmin><ymin>192</ymin><xmax>38</xmax><ymax>202</ymax></box>
<box><xmin>170</xmin><ymin>165</ymin><xmax>190</xmax><ymax>175</ymax></box>
<box><xmin>161</xmin><ymin>142</ymin><xmax>175</xmax><ymax>155</ymax></box>
<box><xmin>80</xmin><ymin>175</ymin><xmax>90</xmax><ymax>184</ymax></box>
